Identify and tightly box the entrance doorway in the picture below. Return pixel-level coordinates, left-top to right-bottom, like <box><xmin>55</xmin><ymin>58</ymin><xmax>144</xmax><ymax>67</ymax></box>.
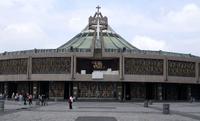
<box><xmin>191</xmin><ymin>84</ymin><xmax>200</xmax><ymax>100</ymax></box>
<box><xmin>64</xmin><ymin>82</ymin><xmax>73</xmax><ymax>99</ymax></box>
<box><xmin>177</xmin><ymin>84</ymin><xmax>187</xmax><ymax>100</ymax></box>
<box><xmin>39</xmin><ymin>81</ymin><xmax>49</xmax><ymax>98</ymax></box>
<box><xmin>130</xmin><ymin>83</ymin><xmax>146</xmax><ymax>100</ymax></box>
<box><xmin>78</xmin><ymin>82</ymin><xmax>116</xmax><ymax>99</ymax></box>
<box><xmin>125</xmin><ymin>83</ymin><xmax>131</xmax><ymax>100</ymax></box>
<box><xmin>146</xmin><ymin>83</ymin><xmax>155</xmax><ymax>100</ymax></box>
<box><xmin>8</xmin><ymin>82</ymin><xmax>17</xmax><ymax>98</ymax></box>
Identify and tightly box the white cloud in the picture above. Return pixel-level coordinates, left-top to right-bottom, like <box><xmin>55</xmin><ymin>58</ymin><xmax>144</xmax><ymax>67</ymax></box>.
<box><xmin>106</xmin><ymin>3</ymin><xmax>200</xmax><ymax>56</ymax></box>
<box><xmin>164</xmin><ymin>3</ymin><xmax>200</xmax><ymax>32</ymax></box>
<box><xmin>131</xmin><ymin>35</ymin><xmax>167</xmax><ymax>51</ymax></box>
<box><xmin>0</xmin><ymin>22</ymin><xmax>49</xmax><ymax>51</ymax></box>
<box><xmin>64</xmin><ymin>10</ymin><xmax>91</xmax><ymax>32</ymax></box>
<box><xmin>0</xmin><ymin>0</ymin><xmax>63</xmax><ymax>52</ymax></box>
<box><xmin>4</xmin><ymin>23</ymin><xmax>43</xmax><ymax>34</ymax></box>
<box><xmin>107</xmin><ymin>3</ymin><xmax>200</xmax><ymax>33</ymax></box>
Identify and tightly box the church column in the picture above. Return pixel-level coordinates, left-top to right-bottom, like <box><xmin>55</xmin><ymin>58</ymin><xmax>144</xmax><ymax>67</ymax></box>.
<box><xmin>33</xmin><ymin>82</ymin><xmax>38</xmax><ymax>99</ymax></box>
<box><xmin>71</xmin><ymin>55</ymin><xmax>74</xmax><ymax>80</ymax></box>
<box><xmin>120</xmin><ymin>55</ymin><xmax>124</xmax><ymax>80</ymax></box>
<box><xmin>73</xmin><ymin>82</ymin><xmax>78</xmax><ymax>100</ymax></box>
<box><xmin>120</xmin><ymin>56</ymin><xmax>122</xmax><ymax>80</ymax></box>
<box><xmin>196</xmin><ymin>62</ymin><xmax>199</xmax><ymax>83</ymax></box>
<box><xmin>123</xmin><ymin>83</ymin><xmax>126</xmax><ymax>101</ymax></box>
<box><xmin>72</xmin><ymin>55</ymin><xmax>77</xmax><ymax>99</ymax></box>
<box><xmin>27</xmin><ymin>56</ymin><xmax>32</xmax><ymax>80</ymax></box>
<box><xmin>117</xmin><ymin>83</ymin><xmax>123</xmax><ymax>101</ymax></box>
<box><xmin>69</xmin><ymin>54</ymin><xmax>76</xmax><ymax>99</ymax></box>
<box><xmin>187</xmin><ymin>85</ymin><xmax>191</xmax><ymax>100</ymax></box>
<box><xmin>157</xmin><ymin>84</ymin><xmax>162</xmax><ymax>101</ymax></box>
<box><xmin>4</xmin><ymin>82</ymin><xmax>8</xmax><ymax>99</ymax></box>
<box><xmin>27</xmin><ymin>56</ymin><xmax>34</xmax><ymax>98</ymax></box>
<box><xmin>120</xmin><ymin>54</ymin><xmax>125</xmax><ymax>101</ymax></box>
<box><xmin>164</xmin><ymin>57</ymin><xmax>168</xmax><ymax>81</ymax></box>
<box><xmin>73</xmin><ymin>56</ymin><xmax>77</xmax><ymax>79</ymax></box>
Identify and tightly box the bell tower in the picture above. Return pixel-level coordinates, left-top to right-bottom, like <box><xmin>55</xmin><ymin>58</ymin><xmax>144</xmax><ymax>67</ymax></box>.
<box><xmin>88</xmin><ymin>6</ymin><xmax>108</xmax><ymax>58</ymax></box>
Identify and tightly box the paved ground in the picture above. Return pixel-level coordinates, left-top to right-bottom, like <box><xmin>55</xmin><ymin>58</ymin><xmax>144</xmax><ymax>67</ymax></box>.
<box><xmin>1</xmin><ymin>100</ymin><xmax>200</xmax><ymax>121</ymax></box>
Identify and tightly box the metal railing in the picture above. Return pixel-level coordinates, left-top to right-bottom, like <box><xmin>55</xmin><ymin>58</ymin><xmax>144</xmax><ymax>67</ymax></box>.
<box><xmin>0</xmin><ymin>48</ymin><xmax>197</xmax><ymax>58</ymax></box>
<box><xmin>0</xmin><ymin>48</ymin><xmax>91</xmax><ymax>56</ymax></box>
<box><xmin>104</xmin><ymin>49</ymin><xmax>196</xmax><ymax>58</ymax></box>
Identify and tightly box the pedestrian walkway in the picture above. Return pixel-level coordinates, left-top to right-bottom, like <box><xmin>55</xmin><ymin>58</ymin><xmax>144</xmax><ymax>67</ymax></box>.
<box><xmin>0</xmin><ymin>101</ymin><xmax>200</xmax><ymax>121</ymax></box>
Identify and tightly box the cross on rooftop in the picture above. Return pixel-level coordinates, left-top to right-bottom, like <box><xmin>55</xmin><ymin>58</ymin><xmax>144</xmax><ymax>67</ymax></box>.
<box><xmin>96</xmin><ymin>5</ymin><xmax>101</xmax><ymax>13</ymax></box>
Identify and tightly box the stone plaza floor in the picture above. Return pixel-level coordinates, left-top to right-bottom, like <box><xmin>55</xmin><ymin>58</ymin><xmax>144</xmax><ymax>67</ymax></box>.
<box><xmin>1</xmin><ymin>100</ymin><xmax>200</xmax><ymax>121</ymax></box>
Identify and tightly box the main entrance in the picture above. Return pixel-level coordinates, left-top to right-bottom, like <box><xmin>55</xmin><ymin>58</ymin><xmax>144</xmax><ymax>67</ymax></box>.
<box><xmin>77</xmin><ymin>82</ymin><xmax>117</xmax><ymax>99</ymax></box>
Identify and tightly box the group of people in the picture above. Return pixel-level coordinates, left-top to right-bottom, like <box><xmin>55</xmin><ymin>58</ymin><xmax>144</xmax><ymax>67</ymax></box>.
<box><xmin>11</xmin><ymin>92</ymin><xmax>33</xmax><ymax>105</ymax></box>
<box><xmin>11</xmin><ymin>92</ymin><xmax>47</xmax><ymax>106</ymax></box>
<box><xmin>3</xmin><ymin>92</ymin><xmax>74</xmax><ymax>109</ymax></box>
<box><xmin>38</xmin><ymin>94</ymin><xmax>47</xmax><ymax>106</ymax></box>
<box><xmin>11</xmin><ymin>92</ymin><xmax>22</xmax><ymax>101</ymax></box>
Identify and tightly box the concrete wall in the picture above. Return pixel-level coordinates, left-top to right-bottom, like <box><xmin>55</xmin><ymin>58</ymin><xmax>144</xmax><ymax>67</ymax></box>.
<box><xmin>0</xmin><ymin>51</ymin><xmax>200</xmax><ymax>84</ymax></box>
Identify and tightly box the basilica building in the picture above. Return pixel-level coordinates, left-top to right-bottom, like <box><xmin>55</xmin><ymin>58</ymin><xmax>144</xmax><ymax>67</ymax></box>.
<box><xmin>0</xmin><ymin>7</ymin><xmax>200</xmax><ymax>101</ymax></box>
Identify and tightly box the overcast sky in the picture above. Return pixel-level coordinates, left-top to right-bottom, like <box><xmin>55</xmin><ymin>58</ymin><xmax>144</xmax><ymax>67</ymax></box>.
<box><xmin>0</xmin><ymin>0</ymin><xmax>200</xmax><ymax>56</ymax></box>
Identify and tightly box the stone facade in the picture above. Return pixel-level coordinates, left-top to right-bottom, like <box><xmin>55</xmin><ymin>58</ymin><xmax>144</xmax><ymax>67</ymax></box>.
<box><xmin>168</xmin><ymin>60</ymin><xmax>195</xmax><ymax>77</ymax></box>
<box><xmin>125</xmin><ymin>58</ymin><xmax>163</xmax><ymax>75</ymax></box>
<box><xmin>0</xmin><ymin>58</ymin><xmax>27</xmax><ymax>74</ymax></box>
<box><xmin>32</xmin><ymin>57</ymin><xmax>71</xmax><ymax>74</ymax></box>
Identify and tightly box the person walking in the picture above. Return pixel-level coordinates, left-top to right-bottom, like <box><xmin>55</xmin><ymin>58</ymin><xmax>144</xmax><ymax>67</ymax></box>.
<box><xmin>23</xmin><ymin>93</ymin><xmax>27</xmax><ymax>105</ymax></box>
<box><xmin>41</xmin><ymin>94</ymin><xmax>46</xmax><ymax>106</ymax></box>
<box><xmin>38</xmin><ymin>95</ymin><xmax>42</xmax><ymax>105</ymax></box>
<box><xmin>28</xmin><ymin>94</ymin><xmax>32</xmax><ymax>105</ymax></box>
<box><xmin>68</xmin><ymin>96</ymin><xmax>73</xmax><ymax>109</ymax></box>
<box><xmin>12</xmin><ymin>92</ymin><xmax>15</xmax><ymax>100</ymax></box>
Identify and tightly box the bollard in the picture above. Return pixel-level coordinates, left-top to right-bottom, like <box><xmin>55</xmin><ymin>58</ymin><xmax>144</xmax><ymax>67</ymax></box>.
<box><xmin>189</xmin><ymin>97</ymin><xmax>195</xmax><ymax>103</ymax></box>
<box><xmin>163</xmin><ymin>104</ymin><xmax>170</xmax><ymax>114</ymax></box>
<box><xmin>36</xmin><ymin>100</ymin><xmax>40</xmax><ymax>105</ymax></box>
<box><xmin>149</xmin><ymin>100</ymin><xmax>153</xmax><ymax>105</ymax></box>
<box><xmin>144</xmin><ymin>100</ymin><xmax>148</xmax><ymax>107</ymax></box>
<box><xmin>54</xmin><ymin>98</ymin><xmax>57</xmax><ymax>102</ymax></box>
<box><xmin>0</xmin><ymin>100</ymin><xmax>4</xmax><ymax>112</ymax></box>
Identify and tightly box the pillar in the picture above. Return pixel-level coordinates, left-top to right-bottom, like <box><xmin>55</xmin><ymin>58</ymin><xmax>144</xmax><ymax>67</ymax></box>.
<box><xmin>27</xmin><ymin>56</ymin><xmax>32</xmax><ymax>80</ymax></box>
<box><xmin>71</xmin><ymin>55</ymin><xmax>74</xmax><ymax>79</ymax></box>
<box><xmin>33</xmin><ymin>82</ymin><xmax>38</xmax><ymax>99</ymax></box>
<box><xmin>117</xmin><ymin>83</ymin><xmax>123</xmax><ymax>101</ymax></box>
<box><xmin>4</xmin><ymin>82</ymin><xmax>8</xmax><ymax>99</ymax></box>
<box><xmin>123</xmin><ymin>83</ymin><xmax>126</xmax><ymax>101</ymax></box>
<box><xmin>158</xmin><ymin>84</ymin><xmax>162</xmax><ymax>101</ymax></box>
<box><xmin>164</xmin><ymin>57</ymin><xmax>168</xmax><ymax>81</ymax></box>
<box><xmin>73</xmin><ymin>82</ymin><xmax>78</xmax><ymax>100</ymax></box>
<box><xmin>120</xmin><ymin>55</ymin><xmax>124</xmax><ymax>80</ymax></box>
<box><xmin>73</xmin><ymin>56</ymin><xmax>76</xmax><ymax>77</ymax></box>
<box><xmin>187</xmin><ymin>85</ymin><xmax>191</xmax><ymax>100</ymax></box>
<box><xmin>196</xmin><ymin>62</ymin><xmax>199</xmax><ymax>83</ymax></box>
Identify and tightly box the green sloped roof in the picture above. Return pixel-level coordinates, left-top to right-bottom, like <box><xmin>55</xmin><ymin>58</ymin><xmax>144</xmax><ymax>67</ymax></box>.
<box><xmin>58</xmin><ymin>25</ymin><xmax>139</xmax><ymax>51</ymax></box>
<box><xmin>56</xmin><ymin>8</ymin><xmax>199</xmax><ymax>59</ymax></box>
<box><xmin>58</xmin><ymin>29</ymin><xmax>94</xmax><ymax>50</ymax></box>
<box><xmin>103</xmin><ymin>32</ymin><xmax>137</xmax><ymax>50</ymax></box>
<box><xmin>58</xmin><ymin>8</ymin><xmax>139</xmax><ymax>51</ymax></box>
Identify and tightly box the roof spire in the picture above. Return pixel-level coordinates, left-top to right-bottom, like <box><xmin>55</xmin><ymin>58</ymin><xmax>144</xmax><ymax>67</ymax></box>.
<box><xmin>96</xmin><ymin>5</ymin><xmax>101</xmax><ymax>13</ymax></box>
